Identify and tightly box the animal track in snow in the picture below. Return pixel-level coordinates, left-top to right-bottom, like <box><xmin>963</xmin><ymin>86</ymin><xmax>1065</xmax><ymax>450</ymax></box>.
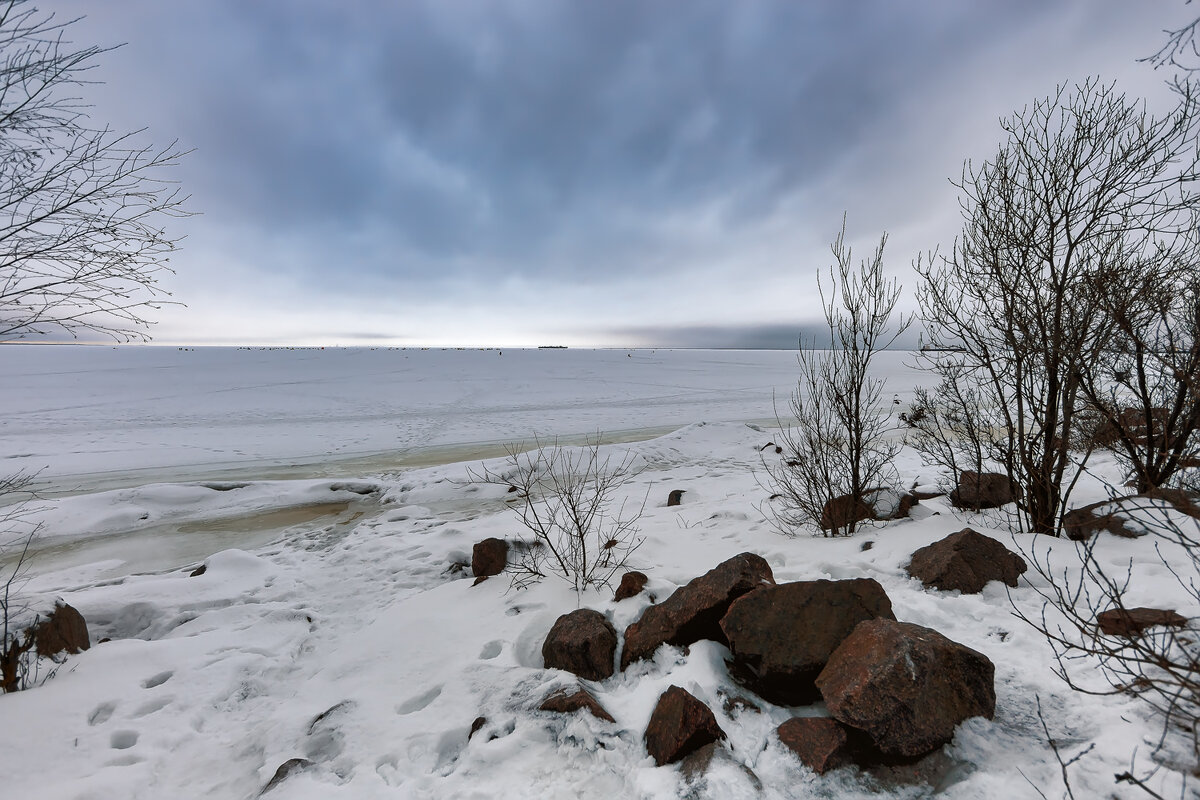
<box><xmin>396</xmin><ymin>685</ymin><xmax>442</xmax><ymax>715</ymax></box>
<box><xmin>141</xmin><ymin>671</ymin><xmax>173</xmax><ymax>689</ymax></box>
<box><xmin>130</xmin><ymin>696</ymin><xmax>172</xmax><ymax>718</ymax></box>
<box><xmin>110</xmin><ymin>730</ymin><xmax>139</xmax><ymax>750</ymax></box>
<box><xmin>478</xmin><ymin>640</ymin><xmax>503</xmax><ymax>659</ymax></box>
<box><xmin>88</xmin><ymin>702</ymin><xmax>116</xmax><ymax>726</ymax></box>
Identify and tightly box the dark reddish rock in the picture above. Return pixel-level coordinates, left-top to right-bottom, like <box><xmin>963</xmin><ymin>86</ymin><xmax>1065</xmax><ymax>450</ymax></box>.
<box><xmin>1146</xmin><ymin>488</ymin><xmax>1200</xmax><ymax>521</ymax></box>
<box><xmin>776</xmin><ymin>717</ymin><xmax>853</xmax><ymax>775</ymax></box>
<box><xmin>679</xmin><ymin>741</ymin><xmax>763</xmax><ymax>792</ymax></box>
<box><xmin>262</xmin><ymin>758</ymin><xmax>315</xmax><ymax>794</ymax></box>
<box><xmin>949</xmin><ymin>471</ymin><xmax>1020</xmax><ymax>510</ymax></box>
<box><xmin>667</xmin><ymin>490</ymin><xmax>686</xmax><ymax>507</ymax></box>
<box><xmin>816</xmin><ymin>619</ymin><xmax>996</xmax><ymax>758</ymax></box>
<box><xmin>820</xmin><ymin>489</ymin><xmax>917</xmax><ymax>532</ymax></box>
<box><xmin>614</xmin><ymin>571</ymin><xmax>649</xmax><ymax>602</ymax></box>
<box><xmin>820</xmin><ymin>494</ymin><xmax>874</xmax><ymax>532</ymax></box>
<box><xmin>1097</xmin><ymin>607</ymin><xmax>1188</xmax><ymax>636</ymax></box>
<box><xmin>1062</xmin><ymin>500</ymin><xmax>1144</xmax><ymax>540</ymax></box>
<box><xmin>539</xmin><ymin>686</ymin><xmax>616</xmax><ymax>723</ymax></box>
<box><xmin>621</xmin><ymin>552</ymin><xmax>775</xmax><ymax>670</ymax></box>
<box><xmin>644</xmin><ymin>685</ymin><xmax>726</xmax><ymax>766</ymax></box>
<box><xmin>472</xmin><ymin>538</ymin><xmax>508</xmax><ymax>578</ymax></box>
<box><xmin>31</xmin><ymin>601</ymin><xmax>90</xmax><ymax>656</ymax></box>
<box><xmin>720</xmin><ymin>578</ymin><xmax>896</xmax><ymax>705</ymax></box>
<box><xmin>468</xmin><ymin>716</ymin><xmax>487</xmax><ymax>740</ymax></box>
<box><xmin>906</xmin><ymin>529</ymin><xmax>1027</xmax><ymax>594</ymax></box>
<box><xmin>189</xmin><ymin>563</ymin><xmax>207</xmax><ymax>577</ymax></box>
<box><xmin>542</xmin><ymin>609</ymin><xmax>617</xmax><ymax>681</ymax></box>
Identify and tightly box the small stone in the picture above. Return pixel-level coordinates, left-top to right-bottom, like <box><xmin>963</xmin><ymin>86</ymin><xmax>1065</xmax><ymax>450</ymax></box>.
<box><xmin>644</xmin><ymin>685</ymin><xmax>726</xmax><ymax>766</ymax></box>
<box><xmin>776</xmin><ymin>717</ymin><xmax>852</xmax><ymax>775</ymax></box>
<box><xmin>472</xmin><ymin>538</ymin><xmax>508</xmax><ymax>578</ymax></box>
<box><xmin>539</xmin><ymin>686</ymin><xmax>615</xmax><ymax>723</ymax></box>
<box><xmin>542</xmin><ymin>609</ymin><xmax>618</xmax><ymax>681</ymax></box>
<box><xmin>189</xmin><ymin>564</ymin><xmax>207</xmax><ymax>577</ymax></box>
<box><xmin>1097</xmin><ymin>607</ymin><xmax>1188</xmax><ymax>636</ymax></box>
<box><xmin>614</xmin><ymin>571</ymin><xmax>648</xmax><ymax>601</ymax></box>
<box><xmin>468</xmin><ymin>716</ymin><xmax>487</xmax><ymax>740</ymax></box>
<box><xmin>667</xmin><ymin>489</ymin><xmax>686</xmax><ymax>507</ymax></box>
<box><xmin>261</xmin><ymin>758</ymin><xmax>315</xmax><ymax>794</ymax></box>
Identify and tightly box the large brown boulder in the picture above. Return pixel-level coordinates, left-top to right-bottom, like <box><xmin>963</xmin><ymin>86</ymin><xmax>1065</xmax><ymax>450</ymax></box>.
<box><xmin>776</xmin><ymin>717</ymin><xmax>852</xmax><ymax>775</ymax></box>
<box><xmin>31</xmin><ymin>601</ymin><xmax>90</xmax><ymax>657</ymax></box>
<box><xmin>542</xmin><ymin>609</ymin><xmax>617</xmax><ymax>681</ymax></box>
<box><xmin>644</xmin><ymin>685</ymin><xmax>726</xmax><ymax>766</ymax></box>
<box><xmin>1097</xmin><ymin>607</ymin><xmax>1188</xmax><ymax>637</ymax></box>
<box><xmin>621</xmin><ymin>552</ymin><xmax>774</xmax><ymax>670</ymax></box>
<box><xmin>950</xmin><ymin>471</ymin><xmax>1020</xmax><ymax>510</ymax></box>
<box><xmin>720</xmin><ymin>578</ymin><xmax>896</xmax><ymax>705</ymax></box>
<box><xmin>472</xmin><ymin>538</ymin><xmax>508</xmax><ymax>578</ymax></box>
<box><xmin>539</xmin><ymin>685</ymin><xmax>615</xmax><ymax>723</ymax></box>
<box><xmin>816</xmin><ymin>619</ymin><xmax>996</xmax><ymax>758</ymax></box>
<box><xmin>906</xmin><ymin>529</ymin><xmax>1027</xmax><ymax>594</ymax></box>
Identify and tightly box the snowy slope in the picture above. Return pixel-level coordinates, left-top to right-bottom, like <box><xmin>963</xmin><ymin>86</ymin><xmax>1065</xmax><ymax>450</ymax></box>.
<box><xmin>2</xmin><ymin>419</ymin><xmax>1193</xmax><ymax>799</ymax></box>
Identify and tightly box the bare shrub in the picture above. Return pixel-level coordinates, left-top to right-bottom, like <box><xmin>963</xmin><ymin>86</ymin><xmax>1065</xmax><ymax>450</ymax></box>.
<box><xmin>469</xmin><ymin>438</ymin><xmax>645</xmax><ymax>593</ymax></box>
<box><xmin>765</xmin><ymin>217</ymin><xmax>912</xmax><ymax>537</ymax></box>
<box><xmin>1</xmin><ymin>470</ymin><xmax>41</xmax><ymax>693</ymax></box>
<box><xmin>1013</xmin><ymin>499</ymin><xmax>1200</xmax><ymax>794</ymax></box>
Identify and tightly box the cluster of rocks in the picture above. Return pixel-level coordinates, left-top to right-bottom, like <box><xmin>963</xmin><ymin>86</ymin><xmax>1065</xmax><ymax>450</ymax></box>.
<box><xmin>534</xmin><ymin>531</ymin><xmax>1031</xmax><ymax>777</ymax></box>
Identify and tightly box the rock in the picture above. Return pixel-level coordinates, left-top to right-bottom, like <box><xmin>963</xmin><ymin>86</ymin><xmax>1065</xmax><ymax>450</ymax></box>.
<box><xmin>614</xmin><ymin>571</ymin><xmax>648</xmax><ymax>601</ymax></box>
<box><xmin>819</xmin><ymin>494</ymin><xmax>874</xmax><ymax>532</ymax></box>
<box><xmin>720</xmin><ymin>578</ymin><xmax>896</xmax><ymax>704</ymax></box>
<box><xmin>468</xmin><ymin>716</ymin><xmax>488</xmax><ymax>740</ymax></box>
<box><xmin>820</xmin><ymin>489</ymin><xmax>917</xmax><ymax>532</ymax></box>
<box><xmin>949</xmin><ymin>471</ymin><xmax>1020</xmax><ymax>510</ymax></box>
<box><xmin>816</xmin><ymin>619</ymin><xmax>996</xmax><ymax>758</ymax></box>
<box><xmin>1097</xmin><ymin>607</ymin><xmax>1188</xmax><ymax>636</ymax></box>
<box><xmin>621</xmin><ymin>552</ymin><xmax>775</xmax><ymax>670</ymax></box>
<box><xmin>261</xmin><ymin>758</ymin><xmax>315</xmax><ymax>794</ymax></box>
<box><xmin>668</xmin><ymin>489</ymin><xmax>686</xmax><ymax>507</ymax></box>
<box><xmin>644</xmin><ymin>685</ymin><xmax>726</xmax><ymax>766</ymax></box>
<box><xmin>189</xmin><ymin>563</ymin><xmax>207</xmax><ymax>577</ymax></box>
<box><xmin>1062</xmin><ymin>499</ymin><xmax>1144</xmax><ymax>540</ymax></box>
<box><xmin>542</xmin><ymin>609</ymin><xmax>618</xmax><ymax>681</ymax></box>
<box><xmin>1146</xmin><ymin>488</ymin><xmax>1200</xmax><ymax>521</ymax></box>
<box><xmin>472</xmin><ymin>538</ymin><xmax>508</xmax><ymax>578</ymax></box>
<box><xmin>539</xmin><ymin>686</ymin><xmax>616</xmax><ymax>723</ymax></box>
<box><xmin>678</xmin><ymin>741</ymin><xmax>763</xmax><ymax>794</ymax></box>
<box><xmin>776</xmin><ymin>717</ymin><xmax>853</xmax><ymax>775</ymax></box>
<box><xmin>31</xmin><ymin>601</ymin><xmax>90</xmax><ymax>657</ymax></box>
<box><xmin>906</xmin><ymin>529</ymin><xmax>1027</xmax><ymax>594</ymax></box>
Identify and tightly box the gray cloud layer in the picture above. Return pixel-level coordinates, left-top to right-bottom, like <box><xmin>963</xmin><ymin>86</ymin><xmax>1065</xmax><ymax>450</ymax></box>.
<box><xmin>43</xmin><ymin>0</ymin><xmax>1195</xmax><ymax>345</ymax></box>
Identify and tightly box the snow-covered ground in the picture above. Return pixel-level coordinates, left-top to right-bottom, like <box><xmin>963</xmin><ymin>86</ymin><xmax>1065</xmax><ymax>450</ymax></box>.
<box><xmin>0</xmin><ymin>347</ymin><xmax>1194</xmax><ymax>799</ymax></box>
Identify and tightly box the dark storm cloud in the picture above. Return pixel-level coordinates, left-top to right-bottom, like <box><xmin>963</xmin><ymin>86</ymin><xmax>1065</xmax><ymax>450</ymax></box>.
<box><xmin>61</xmin><ymin>0</ymin><xmax>1050</xmax><ymax>282</ymax></box>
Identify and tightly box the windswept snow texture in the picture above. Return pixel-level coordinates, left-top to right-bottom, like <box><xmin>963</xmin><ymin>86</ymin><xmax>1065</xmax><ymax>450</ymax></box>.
<box><xmin>0</xmin><ymin>348</ymin><xmax>1195</xmax><ymax>799</ymax></box>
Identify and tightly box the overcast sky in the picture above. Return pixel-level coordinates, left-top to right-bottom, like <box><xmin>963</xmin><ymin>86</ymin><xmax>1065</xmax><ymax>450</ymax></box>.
<box><xmin>43</xmin><ymin>0</ymin><xmax>1198</xmax><ymax>347</ymax></box>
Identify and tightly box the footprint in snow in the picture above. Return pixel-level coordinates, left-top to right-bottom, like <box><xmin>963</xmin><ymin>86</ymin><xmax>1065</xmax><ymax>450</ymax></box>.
<box><xmin>141</xmin><ymin>671</ymin><xmax>173</xmax><ymax>689</ymax></box>
<box><xmin>88</xmin><ymin>702</ymin><xmax>117</xmax><ymax>726</ymax></box>
<box><xmin>478</xmin><ymin>640</ymin><xmax>503</xmax><ymax>660</ymax></box>
<box><xmin>396</xmin><ymin>685</ymin><xmax>442</xmax><ymax>715</ymax></box>
<box><xmin>110</xmin><ymin>730</ymin><xmax>139</xmax><ymax>750</ymax></box>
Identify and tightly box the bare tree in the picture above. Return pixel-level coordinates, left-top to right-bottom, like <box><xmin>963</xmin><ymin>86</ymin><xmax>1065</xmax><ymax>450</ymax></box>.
<box><xmin>765</xmin><ymin>218</ymin><xmax>912</xmax><ymax>537</ymax></box>
<box><xmin>916</xmin><ymin>79</ymin><xmax>1200</xmax><ymax>535</ymax></box>
<box><xmin>0</xmin><ymin>0</ymin><xmax>190</xmax><ymax>342</ymax></box>
<box><xmin>469</xmin><ymin>438</ymin><xmax>645</xmax><ymax>593</ymax></box>
<box><xmin>1078</xmin><ymin>263</ymin><xmax>1200</xmax><ymax>494</ymax></box>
